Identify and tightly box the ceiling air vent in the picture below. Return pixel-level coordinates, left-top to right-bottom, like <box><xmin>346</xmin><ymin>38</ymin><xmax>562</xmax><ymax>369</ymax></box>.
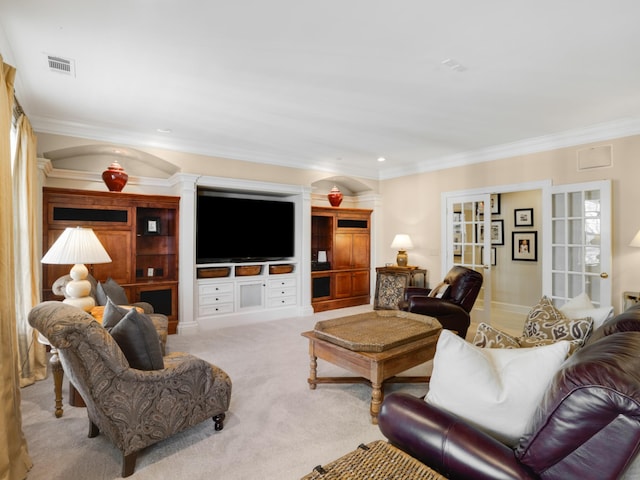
<box><xmin>47</xmin><ymin>55</ymin><xmax>75</xmax><ymax>76</ymax></box>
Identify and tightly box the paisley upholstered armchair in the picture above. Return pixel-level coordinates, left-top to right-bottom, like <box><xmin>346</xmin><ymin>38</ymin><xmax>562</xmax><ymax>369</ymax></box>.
<box><xmin>29</xmin><ymin>301</ymin><xmax>232</xmax><ymax>477</ymax></box>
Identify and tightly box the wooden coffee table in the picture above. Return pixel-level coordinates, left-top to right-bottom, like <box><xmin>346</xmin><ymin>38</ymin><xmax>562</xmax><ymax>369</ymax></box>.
<box><xmin>302</xmin><ymin>311</ymin><xmax>441</xmax><ymax>424</ymax></box>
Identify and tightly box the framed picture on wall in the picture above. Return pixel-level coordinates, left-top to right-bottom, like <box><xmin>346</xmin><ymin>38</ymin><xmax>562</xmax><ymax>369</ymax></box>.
<box><xmin>476</xmin><ymin>194</ymin><xmax>501</xmax><ymax>217</ymax></box>
<box><xmin>489</xmin><ymin>194</ymin><xmax>501</xmax><ymax>214</ymax></box>
<box><xmin>514</xmin><ymin>208</ymin><xmax>534</xmax><ymax>227</ymax></box>
<box><xmin>481</xmin><ymin>246</ymin><xmax>497</xmax><ymax>266</ymax></box>
<box><xmin>512</xmin><ymin>231</ymin><xmax>537</xmax><ymax>261</ymax></box>
<box><xmin>477</xmin><ymin>219</ymin><xmax>504</xmax><ymax>245</ymax></box>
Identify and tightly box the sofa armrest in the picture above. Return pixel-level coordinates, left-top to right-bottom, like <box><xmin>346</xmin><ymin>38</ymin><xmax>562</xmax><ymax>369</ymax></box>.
<box><xmin>405</xmin><ymin>286</ymin><xmax>432</xmax><ymax>299</ymax></box>
<box><xmin>131</xmin><ymin>301</ymin><xmax>154</xmax><ymax>314</ymax></box>
<box><xmin>378</xmin><ymin>393</ymin><xmax>537</xmax><ymax>480</ymax></box>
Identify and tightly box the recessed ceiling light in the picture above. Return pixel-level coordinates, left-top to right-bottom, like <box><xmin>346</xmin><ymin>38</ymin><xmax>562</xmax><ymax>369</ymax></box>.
<box><xmin>441</xmin><ymin>58</ymin><xmax>467</xmax><ymax>72</ymax></box>
<box><xmin>377</xmin><ymin>157</ymin><xmax>386</xmax><ymax>162</ymax></box>
<box><xmin>156</xmin><ymin>128</ymin><xmax>172</xmax><ymax>134</ymax></box>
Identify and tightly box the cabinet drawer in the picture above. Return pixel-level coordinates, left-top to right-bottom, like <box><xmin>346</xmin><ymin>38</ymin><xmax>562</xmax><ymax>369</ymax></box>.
<box><xmin>200</xmin><ymin>292</ymin><xmax>234</xmax><ymax>305</ymax></box>
<box><xmin>268</xmin><ymin>277</ymin><xmax>296</xmax><ymax>289</ymax></box>
<box><xmin>199</xmin><ymin>282</ymin><xmax>233</xmax><ymax>295</ymax></box>
<box><xmin>268</xmin><ymin>286</ymin><xmax>296</xmax><ymax>298</ymax></box>
<box><xmin>267</xmin><ymin>296</ymin><xmax>297</xmax><ymax>308</ymax></box>
<box><xmin>199</xmin><ymin>303</ymin><xmax>234</xmax><ymax>316</ymax></box>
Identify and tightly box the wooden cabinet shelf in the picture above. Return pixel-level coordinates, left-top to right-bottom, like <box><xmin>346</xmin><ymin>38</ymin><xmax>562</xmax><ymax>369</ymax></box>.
<box><xmin>42</xmin><ymin>188</ymin><xmax>180</xmax><ymax>333</ymax></box>
<box><xmin>311</xmin><ymin>207</ymin><xmax>372</xmax><ymax>312</ymax></box>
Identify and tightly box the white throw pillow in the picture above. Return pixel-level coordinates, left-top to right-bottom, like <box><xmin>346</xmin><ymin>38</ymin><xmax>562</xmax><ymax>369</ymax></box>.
<box><xmin>426</xmin><ymin>330</ymin><xmax>570</xmax><ymax>446</ymax></box>
<box><xmin>559</xmin><ymin>292</ymin><xmax>614</xmax><ymax>329</ymax></box>
<box><xmin>560</xmin><ymin>292</ymin><xmax>593</xmax><ymax>310</ymax></box>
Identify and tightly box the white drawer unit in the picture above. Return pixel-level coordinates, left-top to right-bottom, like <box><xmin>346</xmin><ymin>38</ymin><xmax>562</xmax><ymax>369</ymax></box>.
<box><xmin>198</xmin><ymin>281</ymin><xmax>234</xmax><ymax>316</ymax></box>
<box><xmin>199</xmin><ymin>282</ymin><xmax>233</xmax><ymax>296</ymax></box>
<box><xmin>267</xmin><ymin>276</ymin><xmax>297</xmax><ymax>308</ymax></box>
<box><xmin>195</xmin><ymin>262</ymin><xmax>300</xmax><ymax>326</ymax></box>
<box><xmin>199</xmin><ymin>302</ymin><xmax>234</xmax><ymax>316</ymax></box>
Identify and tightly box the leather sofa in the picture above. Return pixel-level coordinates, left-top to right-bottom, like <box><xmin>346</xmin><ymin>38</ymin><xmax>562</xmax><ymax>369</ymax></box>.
<box><xmin>401</xmin><ymin>266</ymin><xmax>483</xmax><ymax>339</ymax></box>
<box><xmin>378</xmin><ymin>303</ymin><xmax>640</xmax><ymax>479</ymax></box>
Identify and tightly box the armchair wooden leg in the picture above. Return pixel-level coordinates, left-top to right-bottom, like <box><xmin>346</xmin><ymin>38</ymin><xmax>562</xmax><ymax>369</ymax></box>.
<box><xmin>213</xmin><ymin>413</ymin><xmax>225</xmax><ymax>431</ymax></box>
<box><xmin>50</xmin><ymin>347</ymin><xmax>64</xmax><ymax>418</ymax></box>
<box><xmin>122</xmin><ymin>452</ymin><xmax>137</xmax><ymax>478</ymax></box>
<box><xmin>88</xmin><ymin>420</ymin><xmax>99</xmax><ymax>438</ymax></box>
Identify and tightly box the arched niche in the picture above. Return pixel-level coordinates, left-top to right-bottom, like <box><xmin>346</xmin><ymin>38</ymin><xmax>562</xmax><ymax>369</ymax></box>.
<box><xmin>43</xmin><ymin>144</ymin><xmax>179</xmax><ymax>179</ymax></box>
<box><xmin>311</xmin><ymin>176</ymin><xmax>375</xmax><ymax>197</ymax></box>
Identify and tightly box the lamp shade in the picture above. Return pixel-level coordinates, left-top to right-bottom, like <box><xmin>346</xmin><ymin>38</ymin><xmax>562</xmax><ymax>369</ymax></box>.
<box><xmin>391</xmin><ymin>234</ymin><xmax>414</xmax><ymax>250</ymax></box>
<box><xmin>630</xmin><ymin>230</ymin><xmax>640</xmax><ymax>247</ymax></box>
<box><xmin>42</xmin><ymin>227</ymin><xmax>112</xmax><ymax>265</ymax></box>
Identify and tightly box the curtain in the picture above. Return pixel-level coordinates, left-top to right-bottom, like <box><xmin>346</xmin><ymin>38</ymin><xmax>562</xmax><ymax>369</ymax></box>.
<box><xmin>13</xmin><ymin>113</ymin><xmax>46</xmax><ymax>387</ymax></box>
<box><xmin>0</xmin><ymin>55</ymin><xmax>32</xmax><ymax>480</ymax></box>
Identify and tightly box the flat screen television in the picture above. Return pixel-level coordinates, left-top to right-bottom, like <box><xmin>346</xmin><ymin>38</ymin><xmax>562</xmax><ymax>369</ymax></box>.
<box><xmin>196</xmin><ymin>192</ymin><xmax>295</xmax><ymax>264</ymax></box>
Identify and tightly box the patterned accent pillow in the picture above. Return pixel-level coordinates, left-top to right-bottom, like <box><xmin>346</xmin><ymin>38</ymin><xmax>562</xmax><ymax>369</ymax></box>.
<box><xmin>522</xmin><ymin>296</ymin><xmax>593</xmax><ymax>352</ymax></box>
<box><xmin>473</xmin><ymin>322</ymin><xmax>520</xmax><ymax>348</ymax></box>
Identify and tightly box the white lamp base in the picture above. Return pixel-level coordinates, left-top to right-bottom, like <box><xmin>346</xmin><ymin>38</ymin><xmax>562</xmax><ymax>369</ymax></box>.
<box><xmin>63</xmin><ymin>264</ymin><xmax>95</xmax><ymax>311</ymax></box>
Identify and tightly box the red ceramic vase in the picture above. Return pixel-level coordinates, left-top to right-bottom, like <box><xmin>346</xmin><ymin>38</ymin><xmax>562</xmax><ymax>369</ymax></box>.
<box><xmin>328</xmin><ymin>186</ymin><xmax>343</xmax><ymax>207</ymax></box>
<box><xmin>102</xmin><ymin>160</ymin><xmax>128</xmax><ymax>192</ymax></box>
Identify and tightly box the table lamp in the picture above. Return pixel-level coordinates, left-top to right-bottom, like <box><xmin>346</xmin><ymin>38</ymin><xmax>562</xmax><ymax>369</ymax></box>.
<box><xmin>391</xmin><ymin>234</ymin><xmax>413</xmax><ymax>267</ymax></box>
<box><xmin>41</xmin><ymin>226</ymin><xmax>112</xmax><ymax>311</ymax></box>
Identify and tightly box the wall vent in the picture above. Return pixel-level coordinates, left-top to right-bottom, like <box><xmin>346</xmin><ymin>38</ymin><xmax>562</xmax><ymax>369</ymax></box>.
<box><xmin>47</xmin><ymin>55</ymin><xmax>75</xmax><ymax>76</ymax></box>
<box><xmin>577</xmin><ymin>145</ymin><xmax>612</xmax><ymax>170</ymax></box>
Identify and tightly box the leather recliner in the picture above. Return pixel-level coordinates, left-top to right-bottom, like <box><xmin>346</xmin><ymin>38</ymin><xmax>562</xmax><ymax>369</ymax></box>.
<box><xmin>378</xmin><ymin>303</ymin><xmax>640</xmax><ymax>480</ymax></box>
<box><xmin>401</xmin><ymin>265</ymin><xmax>483</xmax><ymax>339</ymax></box>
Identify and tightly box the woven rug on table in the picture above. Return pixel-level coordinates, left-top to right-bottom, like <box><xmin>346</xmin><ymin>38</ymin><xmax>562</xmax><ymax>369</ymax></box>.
<box><xmin>300</xmin><ymin>440</ymin><xmax>447</xmax><ymax>480</ymax></box>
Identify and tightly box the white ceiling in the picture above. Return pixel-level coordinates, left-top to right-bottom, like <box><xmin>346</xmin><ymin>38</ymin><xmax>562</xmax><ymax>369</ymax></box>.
<box><xmin>2</xmin><ymin>1</ymin><xmax>640</xmax><ymax>180</ymax></box>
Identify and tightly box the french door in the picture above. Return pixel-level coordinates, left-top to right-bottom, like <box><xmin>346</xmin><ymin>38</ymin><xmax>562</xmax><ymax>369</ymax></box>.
<box><xmin>443</xmin><ymin>179</ymin><xmax>612</xmax><ymax>323</ymax></box>
<box><xmin>445</xmin><ymin>194</ymin><xmax>493</xmax><ymax>324</ymax></box>
<box><xmin>547</xmin><ymin>180</ymin><xmax>611</xmax><ymax>308</ymax></box>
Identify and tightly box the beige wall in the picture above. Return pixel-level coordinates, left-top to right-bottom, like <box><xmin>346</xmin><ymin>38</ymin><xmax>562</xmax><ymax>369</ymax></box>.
<box><xmin>37</xmin><ymin>131</ymin><xmax>640</xmax><ymax>314</ymax></box>
<box><xmin>381</xmin><ymin>134</ymin><xmax>640</xmax><ymax>313</ymax></box>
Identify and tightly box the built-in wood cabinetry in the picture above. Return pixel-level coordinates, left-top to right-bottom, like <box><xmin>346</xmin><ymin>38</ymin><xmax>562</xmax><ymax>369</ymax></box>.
<box><xmin>311</xmin><ymin>206</ymin><xmax>372</xmax><ymax>312</ymax></box>
<box><xmin>42</xmin><ymin>188</ymin><xmax>180</xmax><ymax>333</ymax></box>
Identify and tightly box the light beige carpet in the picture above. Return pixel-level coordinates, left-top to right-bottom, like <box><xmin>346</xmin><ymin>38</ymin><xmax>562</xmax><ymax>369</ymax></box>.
<box><xmin>20</xmin><ymin>305</ymin><xmax>431</xmax><ymax>479</ymax></box>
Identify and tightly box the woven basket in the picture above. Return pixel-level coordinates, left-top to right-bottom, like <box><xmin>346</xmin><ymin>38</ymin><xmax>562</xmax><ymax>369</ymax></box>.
<box><xmin>269</xmin><ymin>264</ymin><xmax>294</xmax><ymax>274</ymax></box>
<box><xmin>197</xmin><ymin>267</ymin><xmax>231</xmax><ymax>278</ymax></box>
<box><xmin>301</xmin><ymin>440</ymin><xmax>447</xmax><ymax>480</ymax></box>
<box><xmin>235</xmin><ymin>265</ymin><xmax>262</xmax><ymax>276</ymax></box>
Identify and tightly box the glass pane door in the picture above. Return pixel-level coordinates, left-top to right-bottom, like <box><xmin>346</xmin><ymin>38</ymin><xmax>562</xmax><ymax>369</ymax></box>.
<box><xmin>549</xmin><ymin>180</ymin><xmax>611</xmax><ymax>308</ymax></box>
<box><xmin>447</xmin><ymin>194</ymin><xmax>491</xmax><ymax>324</ymax></box>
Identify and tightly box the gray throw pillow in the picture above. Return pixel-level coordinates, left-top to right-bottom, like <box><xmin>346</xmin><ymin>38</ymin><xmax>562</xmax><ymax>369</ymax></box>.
<box><xmin>108</xmin><ymin>308</ymin><xmax>164</xmax><ymax>370</ymax></box>
<box><xmin>101</xmin><ymin>297</ymin><xmax>131</xmax><ymax>329</ymax></box>
<box><xmin>96</xmin><ymin>278</ymin><xmax>129</xmax><ymax>306</ymax></box>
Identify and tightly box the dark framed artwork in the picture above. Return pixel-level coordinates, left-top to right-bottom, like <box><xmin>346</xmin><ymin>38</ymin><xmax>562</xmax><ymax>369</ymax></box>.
<box><xmin>512</xmin><ymin>231</ymin><xmax>537</xmax><ymax>261</ymax></box>
<box><xmin>144</xmin><ymin>217</ymin><xmax>161</xmax><ymax>235</ymax></box>
<box><xmin>374</xmin><ymin>271</ymin><xmax>411</xmax><ymax>310</ymax></box>
<box><xmin>481</xmin><ymin>246</ymin><xmax>497</xmax><ymax>266</ymax></box>
<box><xmin>514</xmin><ymin>208</ymin><xmax>534</xmax><ymax>227</ymax></box>
<box><xmin>476</xmin><ymin>194</ymin><xmax>501</xmax><ymax>216</ymax></box>
<box><xmin>477</xmin><ymin>219</ymin><xmax>504</xmax><ymax>245</ymax></box>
